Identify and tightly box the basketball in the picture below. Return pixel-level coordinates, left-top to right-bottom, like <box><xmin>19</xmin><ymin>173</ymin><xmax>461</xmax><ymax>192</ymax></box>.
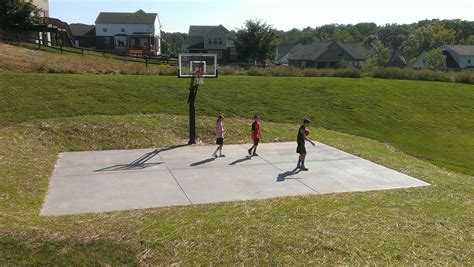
<box><xmin>304</xmin><ymin>130</ymin><xmax>309</xmax><ymax>136</ymax></box>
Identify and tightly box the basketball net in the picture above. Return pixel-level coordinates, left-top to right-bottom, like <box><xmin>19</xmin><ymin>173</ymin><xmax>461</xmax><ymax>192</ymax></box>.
<box><xmin>195</xmin><ymin>70</ymin><xmax>204</xmax><ymax>85</ymax></box>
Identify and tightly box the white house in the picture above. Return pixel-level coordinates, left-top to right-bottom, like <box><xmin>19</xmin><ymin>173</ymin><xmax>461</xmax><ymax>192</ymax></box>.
<box><xmin>412</xmin><ymin>45</ymin><xmax>474</xmax><ymax>70</ymax></box>
<box><xmin>95</xmin><ymin>9</ymin><xmax>161</xmax><ymax>56</ymax></box>
<box><xmin>442</xmin><ymin>45</ymin><xmax>474</xmax><ymax>69</ymax></box>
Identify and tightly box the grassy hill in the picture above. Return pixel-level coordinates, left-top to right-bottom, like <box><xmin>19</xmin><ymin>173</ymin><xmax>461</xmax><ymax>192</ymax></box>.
<box><xmin>1</xmin><ymin>72</ymin><xmax>473</xmax><ymax>264</ymax></box>
<box><xmin>0</xmin><ymin>43</ymin><xmax>174</xmax><ymax>75</ymax></box>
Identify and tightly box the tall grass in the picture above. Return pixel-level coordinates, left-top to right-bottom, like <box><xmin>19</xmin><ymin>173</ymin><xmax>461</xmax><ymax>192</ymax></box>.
<box><xmin>220</xmin><ymin>65</ymin><xmax>470</xmax><ymax>84</ymax></box>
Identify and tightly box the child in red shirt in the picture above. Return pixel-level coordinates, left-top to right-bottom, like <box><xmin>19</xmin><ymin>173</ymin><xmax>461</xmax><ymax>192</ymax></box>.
<box><xmin>248</xmin><ymin>115</ymin><xmax>261</xmax><ymax>156</ymax></box>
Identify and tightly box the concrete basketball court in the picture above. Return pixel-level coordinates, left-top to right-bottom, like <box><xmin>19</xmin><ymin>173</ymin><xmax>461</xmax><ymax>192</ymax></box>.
<box><xmin>41</xmin><ymin>142</ymin><xmax>429</xmax><ymax>216</ymax></box>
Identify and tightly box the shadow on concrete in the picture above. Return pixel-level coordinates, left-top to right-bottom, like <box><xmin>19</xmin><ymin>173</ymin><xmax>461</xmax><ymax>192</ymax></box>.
<box><xmin>277</xmin><ymin>168</ymin><xmax>301</xmax><ymax>182</ymax></box>
<box><xmin>229</xmin><ymin>156</ymin><xmax>252</xmax><ymax>165</ymax></box>
<box><xmin>94</xmin><ymin>144</ymin><xmax>188</xmax><ymax>172</ymax></box>
<box><xmin>190</xmin><ymin>158</ymin><xmax>216</xmax><ymax>166</ymax></box>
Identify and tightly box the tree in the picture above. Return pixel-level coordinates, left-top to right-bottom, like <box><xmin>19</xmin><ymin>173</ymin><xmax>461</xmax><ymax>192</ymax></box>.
<box><xmin>297</xmin><ymin>27</ymin><xmax>315</xmax><ymax>44</ymax></box>
<box><xmin>353</xmin><ymin>23</ymin><xmax>378</xmax><ymax>43</ymax></box>
<box><xmin>403</xmin><ymin>24</ymin><xmax>456</xmax><ymax>58</ymax></box>
<box><xmin>376</xmin><ymin>23</ymin><xmax>410</xmax><ymax>50</ymax></box>
<box><xmin>363</xmin><ymin>40</ymin><xmax>390</xmax><ymax>70</ymax></box>
<box><xmin>425</xmin><ymin>49</ymin><xmax>446</xmax><ymax>69</ymax></box>
<box><xmin>0</xmin><ymin>0</ymin><xmax>39</xmax><ymax>31</ymax></box>
<box><xmin>330</xmin><ymin>29</ymin><xmax>354</xmax><ymax>43</ymax></box>
<box><xmin>161</xmin><ymin>32</ymin><xmax>187</xmax><ymax>56</ymax></box>
<box><xmin>314</xmin><ymin>24</ymin><xmax>338</xmax><ymax>41</ymax></box>
<box><xmin>234</xmin><ymin>19</ymin><xmax>276</xmax><ymax>64</ymax></box>
<box><xmin>463</xmin><ymin>35</ymin><xmax>474</xmax><ymax>45</ymax></box>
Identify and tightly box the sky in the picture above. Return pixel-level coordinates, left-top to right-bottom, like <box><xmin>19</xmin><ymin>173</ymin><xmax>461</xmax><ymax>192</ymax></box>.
<box><xmin>50</xmin><ymin>0</ymin><xmax>474</xmax><ymax>33</ymax></box>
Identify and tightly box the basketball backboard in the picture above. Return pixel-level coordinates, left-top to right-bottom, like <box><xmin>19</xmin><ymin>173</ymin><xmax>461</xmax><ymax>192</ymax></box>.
<box><xmin>178</xmin><ymin>53</ymin><xmax>218</xmax><ymax>78</ymax></box>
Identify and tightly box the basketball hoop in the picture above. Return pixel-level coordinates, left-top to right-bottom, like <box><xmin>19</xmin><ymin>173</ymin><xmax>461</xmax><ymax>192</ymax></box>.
<box><xmin>178</xmin><ymin>53</ymin><xmax>218</xmax><ymax>144</ymax></box>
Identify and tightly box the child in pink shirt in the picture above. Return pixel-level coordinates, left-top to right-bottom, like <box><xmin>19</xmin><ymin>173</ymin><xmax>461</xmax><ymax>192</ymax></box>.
<box><xmin>212</xmin><ymin>115</ymin><xmax>225</xmax><ymax>158</ymax></box>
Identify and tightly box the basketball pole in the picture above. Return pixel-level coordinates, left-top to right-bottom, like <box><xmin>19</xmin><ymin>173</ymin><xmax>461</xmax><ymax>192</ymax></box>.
<box><xmin>187</xmin><ymin>75</ymin><xmax>199</xmax><ymax>145</ymax></box>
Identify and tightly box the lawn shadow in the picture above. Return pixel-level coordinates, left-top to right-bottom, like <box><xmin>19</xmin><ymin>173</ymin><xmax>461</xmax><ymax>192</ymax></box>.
<box><xmin>190</xmin><ymin>158</ymin><xmax>216</xmax><ymax>166</ymax></box>
<box><xmin>94</xmin><ymin>144</ymin><xmax>187</xmax><ymax>172</ymax></box>
<box><xmin>229</xmin><ymin>156</ymin><xmax>252</xmax><ymax>165</ymax></box>
<box><xmin>277</xmin><ymin>168</ymin><xmax>301</xmax><ymax>182</ymax></box>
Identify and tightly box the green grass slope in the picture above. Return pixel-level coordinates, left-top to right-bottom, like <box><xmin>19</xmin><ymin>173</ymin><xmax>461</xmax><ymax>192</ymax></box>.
<box><xmin>1</xmin><ymin>73</ymin><xmax>473</xmax><ymax>175</ymax></box>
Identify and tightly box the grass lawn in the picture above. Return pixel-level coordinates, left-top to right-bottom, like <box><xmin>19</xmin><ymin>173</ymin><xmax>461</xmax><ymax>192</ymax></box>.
<box><xmin>0</xmin><ymin>73</ymin><xmax>473</xmax><ymax>264</ymax></box>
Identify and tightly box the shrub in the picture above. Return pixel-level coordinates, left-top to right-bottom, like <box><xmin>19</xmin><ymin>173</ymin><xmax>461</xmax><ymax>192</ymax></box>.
<box><xmin>247</xmin><ymin>67</ymin><xmax>268</xmax><ymax>76</ymax></box>
<box><xmin>453</xmin><ymin>72</ymin><xmax>474</xmax><ymax>84</ymax></box>
<box><xmin>218</xmin><ymin>65</ymin><xmax>236</xmax><ymax>75</ymax></box>
<box><xmin>333</xmin><ymin>68</ymin><xmax>362</xmax><ymax>78</ymax></box>
<box><xmin>302</xmin><ymin>68</ymin><xmax>334</xmax><ymax>77</ymax></box>
<box><xmin>413</xmin><ymin>69</ymin><xmax>453</xmax><ymax>83</ymax></box>
<box><xmin>372</xmin><ymin>67</ymin><xmax>415</xmax><ymax>80</ymax></box>
<box><xmin>156</xmin><ymin>65</ymin><xmax>177</xmax><ymax>76</ymax></box>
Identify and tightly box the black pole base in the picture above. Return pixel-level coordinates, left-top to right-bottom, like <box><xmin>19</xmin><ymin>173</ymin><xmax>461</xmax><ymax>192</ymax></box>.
<box><xmin>188</xmin><ymin>77</ymin><xmax>198</xmax><ymax>146</ymax></box>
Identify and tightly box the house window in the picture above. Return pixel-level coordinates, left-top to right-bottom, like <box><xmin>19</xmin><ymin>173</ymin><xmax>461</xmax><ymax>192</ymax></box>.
<box><xmin>208</xmin><ymin>38</ymin><xmax>212</xmax><ymax>45</ymax></box>
<box><xmin>114</xmin><ymin>36</ymin><xmax>128</xmax><ymax>47</ymax></box>
<box><xmin>104</xmin><ymin>37</ymin><xmax>111</xmax><ymax>45</ymax></box>
<box><xmin>103</xmin><ymin>27</ymin><xmax>107</xmax><ymax>33</ymax></box>
<box><xmin>121</xmin><ymin>28</ymin><xmax>125</xmax><ymax>33</ymax></box>
<box><xmin>213</xmin><ymin>37</ymin><xmax>217</xmax><ymax>45</ymax></box>
<box><xmin>218</xmin><ymin>38</ymin><xmax>223</xmax><ymax>45</ymax></box>
<box><xmin>300</xmin><ymin>61</ymin><xmax>306</xmax><ymax>68</ymax></box>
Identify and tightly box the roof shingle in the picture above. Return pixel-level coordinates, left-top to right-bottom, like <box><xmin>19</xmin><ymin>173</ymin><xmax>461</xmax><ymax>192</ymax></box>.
<box><xmin>288</xmin><ymin>41</ymin><xmax>370</xmax><ymax>61</ymax></box>
<box><xmin>442</xmin><ymin>45</ymin><xmax>474</xmax><ymax>56</ymax></box>
<box><xmin>95</xmin><ymin>10</ymin><xmax>157</xmax><ymax>25</ymax></box>
<box><xmin>189</xmin><ymin>25</ymin><xmax>230</xmax><ymax>36</ymax></box>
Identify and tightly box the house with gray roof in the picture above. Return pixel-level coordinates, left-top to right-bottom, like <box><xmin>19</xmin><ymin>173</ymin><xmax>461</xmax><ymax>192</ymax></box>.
<box><xmin>69</xmin><ymin>23</ymin><xmax>95</xmax><ymax>48</ymax></box>
<box><xmin>275</xmin><ymin>44</ymin><xmax>302</xmax><ymax>65</ymax></box>
<box><xmin>288</xmin><ymin>41</ymin><xmax>370</xmax><ymax>69</ymax></box>
<box><xmin>95</xmin><ymin>9</ymin><xmax>161</xmax><ymax>56</ymax></box>
<box><xmin>388</xmin><ymin>50</ymin><xmax>408</xmax><ymax>68</ymax></box>
<box><xmin>187</xmin><ymin>24</ymin><xmax>235</xmax><ymax>63</ymax></box>
<box><xmin>412</xmin><ymin>45</ymin><xmax>474</xmax><ymax>70</ymax></box>
<box><xmin>442</xmin><ymin>45</ymin><xmax>474</xmax><ymax>69</ymax></box>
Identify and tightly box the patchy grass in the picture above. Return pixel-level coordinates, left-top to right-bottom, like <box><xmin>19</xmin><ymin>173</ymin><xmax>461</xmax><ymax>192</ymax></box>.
<box><xmin>1</xmin><ymin>73</ymin><xmax>473</xmax><ymax>176</ymax></box>
<box><xmin>0</xmin><ymin>114</ymin><xmax>473</xmax><ymax>265</ymax></box>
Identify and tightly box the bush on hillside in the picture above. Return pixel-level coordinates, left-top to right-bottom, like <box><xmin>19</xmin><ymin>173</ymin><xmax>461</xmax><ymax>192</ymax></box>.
<box><xmin>453</xmin><ymin>72</ymin><xmax>474</xmax><ymax>84</ymax></box>
<box><xmin>412</xmin><ymin>69</ymin><xmax>453</xmax><ymax>83</ymax></box>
